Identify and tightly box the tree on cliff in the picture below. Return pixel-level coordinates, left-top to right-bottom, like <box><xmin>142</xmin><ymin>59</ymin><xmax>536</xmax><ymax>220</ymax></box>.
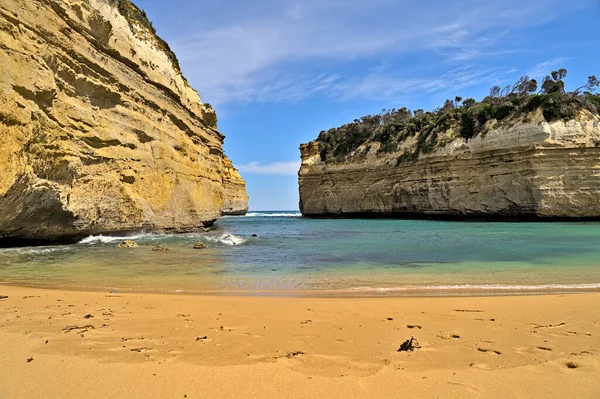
<box><xmin>541</xmin><ymin>69</ymin><xmax>567</xmax><ymax>94</ymax></box>
<box><xmin>511</xmin><ymin>76</ymin><xmax>538</xmax><ymax>95</ymax></box>
<box><xmin>441</xmin><ymin>99</ymin><xmax>455</xmax><ymax>112</ymax></box>
<box><xmin>574</xmin><ymin>76</ymin><xmax>599</xmax><ymax>95</ymax></box>
<box><xmin>315</xmin><ymin>69</ymin><xmax>599</xmax><ymax>164</ymax></box>
<box><xmin>462</xmin><ymin>98</ymin><xmax>476</xmax><ymax>108</ymax></box>
<box><xmin>489</xmin><ymin>86</ymin><xmax>501</xmax><ymax>97</ymax></box>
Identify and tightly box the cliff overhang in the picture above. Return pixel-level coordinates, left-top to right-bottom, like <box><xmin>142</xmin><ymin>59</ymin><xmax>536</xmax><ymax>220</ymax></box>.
<box><xmin>0</xmin><ymin>0</ymin><xmax>248</xmax><ymax>245</ymax></box>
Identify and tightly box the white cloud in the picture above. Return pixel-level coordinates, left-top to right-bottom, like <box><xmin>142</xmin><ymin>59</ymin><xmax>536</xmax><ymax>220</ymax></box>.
<box><xmin>237</xmin><ymin>161</ymin><xmax>301</xmax><ymax>176</ymax></box>
<box><xmin>328</xmin><ymin>65</ymin><xmax>519</xmax><ymax>103</ymax></box>
<box><xmin>528</xmin><ymin>57</ymin><xmax>573</xmax><ymax>79</ymax></box>
<box><xmin>168</xmin><ymin>0</ymin><xmax>579</xmax><ymax>105</ymax></box>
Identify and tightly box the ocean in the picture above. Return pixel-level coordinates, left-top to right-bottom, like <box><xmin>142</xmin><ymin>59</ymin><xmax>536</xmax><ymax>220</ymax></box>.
<box><xmin>1</xmin><ymin>212</ymin><xmax>600</xmax><ymax>296</ymax></box>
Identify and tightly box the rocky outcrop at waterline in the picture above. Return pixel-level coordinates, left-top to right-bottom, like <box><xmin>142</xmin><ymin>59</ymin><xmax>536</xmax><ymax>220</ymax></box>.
<box><xmin>0</xmin><ymin>0</ymin><xmax>248</xmax><ymax>244</ymax></box>
<box><xmin>299</xmin><ymin>75</ymin><xmax>600</xmax><ymax>219</ymax></box>
<box><xmin>220</xmin><ymin>157</ymin><xmax>250</xmax><ymax>216</ymax></box>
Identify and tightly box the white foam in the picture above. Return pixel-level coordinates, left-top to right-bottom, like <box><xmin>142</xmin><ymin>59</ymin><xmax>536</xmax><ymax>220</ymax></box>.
<box><xmin>78</xmin><ymin>233</ymin><xmax>160</xmax><ymax>244</ymax></box>
<box><xmin>244</xmin><ymin>212</ymin><xmax>302</xmax><ymax>218</ymax></box>
<box><xmin>0</xmin><ymin>246</ymin><xmax>68</xmax><ymax>255</ymax></box>
<box><xmin>204</xmin><ymin>233</ymin><xmax>247</xmax><ymax>246</ymax></box>
<box><xmin>347</xmin><ymin>283</ymin><xmax>600</xmax><ymax>292</ymax></box>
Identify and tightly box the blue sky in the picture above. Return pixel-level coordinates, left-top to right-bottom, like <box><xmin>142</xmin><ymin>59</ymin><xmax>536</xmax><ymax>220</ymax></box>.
<box><xmin>134</xmin><ymin>0</ymin><xmax>600</xmax><ymax>210</ymax></box>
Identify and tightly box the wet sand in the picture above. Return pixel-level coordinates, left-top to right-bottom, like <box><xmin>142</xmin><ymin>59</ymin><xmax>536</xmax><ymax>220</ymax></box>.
<box><xmin>1</xmin><ymin>285</ymin><xmax>599</xmax><ymax>398</ymax></box>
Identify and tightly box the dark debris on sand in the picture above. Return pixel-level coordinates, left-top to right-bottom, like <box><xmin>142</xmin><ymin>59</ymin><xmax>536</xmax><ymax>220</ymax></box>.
<box><xmin>397</xmin><ymin>337</ymin><xmax>420</xmax><ymax>352</ymax></box>
<box><xmin>62</xmin><ymin>325</ymin><xmax>95</xmax><ymax>333</ymax></box>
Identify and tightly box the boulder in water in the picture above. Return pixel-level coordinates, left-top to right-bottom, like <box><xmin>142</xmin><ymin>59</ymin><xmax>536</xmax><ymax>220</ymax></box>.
<box><xmin>116</xmin><ymin>240</ymin><xmax>138</xmax><ymax>249</ymax></box>
<box><xmin>193</xmin><ymin>242</ymin><xmax>208</xmax><ymax>249</ymax></box>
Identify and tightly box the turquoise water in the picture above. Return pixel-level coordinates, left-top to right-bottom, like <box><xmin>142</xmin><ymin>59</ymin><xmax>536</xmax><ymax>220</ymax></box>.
<box><xmin>1</xmin><ymin>212</ymin><xmax>600</xmax><ymax>296</ymax></box>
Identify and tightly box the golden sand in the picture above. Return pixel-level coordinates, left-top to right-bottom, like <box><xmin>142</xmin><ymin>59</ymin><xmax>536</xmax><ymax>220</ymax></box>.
<box><xmin>1</xmin><ymin>286</ymin><xmax>599</xmax><ymax>398</ymax></box>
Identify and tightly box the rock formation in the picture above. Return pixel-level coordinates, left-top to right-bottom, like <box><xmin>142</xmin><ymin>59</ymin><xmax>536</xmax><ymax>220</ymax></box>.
<box><xmin>299</xmin><ymin>110</ymin><xmax>600</xmax><ymax>219</ymax></box>
<box><xmin>0</xmin><ymin>0</ymin><xmax>248</xmax><ymax>244</ymax></box>
<box><xmin>220</xmin><ymin>157</ymin><xmax>250</xmax><ymax>216</ymax></box>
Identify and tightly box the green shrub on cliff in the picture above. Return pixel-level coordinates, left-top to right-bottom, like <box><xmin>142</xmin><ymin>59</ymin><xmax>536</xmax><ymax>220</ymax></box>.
<box><xmin>316</xmin><ymin>70</ymin><xmax>599</xmax><ymax>164</ymax></box>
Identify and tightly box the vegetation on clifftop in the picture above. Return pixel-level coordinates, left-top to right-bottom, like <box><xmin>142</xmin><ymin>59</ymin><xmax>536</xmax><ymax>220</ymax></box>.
<box><xmin>316</xmin><ymin>70</ymin><xmax>599</xmax><ymax>165</ymax></box>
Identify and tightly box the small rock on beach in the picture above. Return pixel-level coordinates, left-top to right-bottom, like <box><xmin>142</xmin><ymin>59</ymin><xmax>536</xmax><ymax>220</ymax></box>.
<box><xmin>116</xmin><ymin>240</ymin><xmax>138</xmax><ymax>249</ymax></box>
<box><xmin>152</xmin><ymin>246</ymin><xmax>170</xmax><ymax>252</ymax></box>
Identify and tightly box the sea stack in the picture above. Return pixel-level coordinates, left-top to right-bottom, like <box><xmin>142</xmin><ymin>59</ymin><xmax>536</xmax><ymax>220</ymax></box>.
<box><xmin>299</xmin><ymin>82</ymin><xmax>600</xmax><ymax>220</ymax></box>
<box><xmin>0</xmin><ymin>0</ymin><xmax>248</xmax><ymax>244</ymax></box>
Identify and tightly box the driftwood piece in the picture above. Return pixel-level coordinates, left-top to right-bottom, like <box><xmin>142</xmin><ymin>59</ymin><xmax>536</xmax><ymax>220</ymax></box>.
<box><xmin>130</xmin><ymin>347</ymin><xmax>152</xmax><ymax>352</ymax></box>
<box><xmin>533</xmin><ymin>322</ymin><xmax>566</xmax><ymax>329</ymax></box>
<box><xmin>62</xmin><ymin>325</ymin><xmax>95</xmax><ymax>333</ymax></box>
<box><xmin>407</xmin><ymin>324</ymin><xmax>422</xmax><ymax>329</ymax></box>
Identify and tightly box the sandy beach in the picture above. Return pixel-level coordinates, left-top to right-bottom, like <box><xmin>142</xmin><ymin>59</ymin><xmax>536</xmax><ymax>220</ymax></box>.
<box><xmin>0</xmin><ymin>286</ymin><xmax>599</xmax><ymax>398</ymax></box>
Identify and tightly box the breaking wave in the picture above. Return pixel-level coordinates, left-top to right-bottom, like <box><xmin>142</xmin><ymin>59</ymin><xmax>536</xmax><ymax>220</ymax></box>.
<box><xmin>78</xmin><ymin>232</ymin><xmax>250</xmax><ymax>247</ymax></box>
<box><xmin>244</xmin><ymin>212</ymin><xmax>302</xmax><ymax>218</ymax></box>
<box><xmin>204</xmin><ymin>233</ymin><xmax>248</xmax><ymax>246</ymax></box>
<box><xmin>78</xmin><ymin>233</ymin><xmax>163</xmax><ymax>244</ymax></box>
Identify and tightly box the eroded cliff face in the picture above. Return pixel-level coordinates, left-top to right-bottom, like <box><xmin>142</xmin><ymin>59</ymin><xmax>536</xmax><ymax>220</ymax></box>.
<box><xmin>221</xmin><ymin>157</ymin><xmax>250</xmax><ymax>216</ymax></box>
<box><xmin>299</xmin><ymin>111</ymin><xmax>600</xmax><ymax>219</ymax></box>
<box><xmin>0</xmin><ymin>0</ymin><xmax>248</xmax><ymax>243</ymax></box>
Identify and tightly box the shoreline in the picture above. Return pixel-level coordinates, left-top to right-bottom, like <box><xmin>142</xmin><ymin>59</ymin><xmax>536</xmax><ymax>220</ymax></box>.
<box><xmin>1</xmin><ymin>212</ymin><xmax>598</xmax><ymax>249</ymax></box>
<box><xmin>2</xmin><ymin>282</ymin><xmax>600</xmax><ymax>299</ymax></box>
<box><xmin>1</xmin><ymin>285</ymin><xmax>599</xmax><ymax>398</ymax></box>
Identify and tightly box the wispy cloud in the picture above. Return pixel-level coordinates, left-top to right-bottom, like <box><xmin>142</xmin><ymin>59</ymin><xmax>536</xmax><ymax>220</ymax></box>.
<box><xmin>168</xmin><ymin>0</ymin><xmax>586</xmax><ymax>105</ymax></box>
<box><xmin>203</xmin><ymin>72</ymin><xmax>342</xmax><ymax>105</ymax></box>
<box><xmin>328</xmin><ymin>65</ymin><xmax>519</xmax><ymax>103</ymax></box>
<box><xmin>237</xmin><ymin>161</ymin><xmax>301</xmax><ymax>176</ymax></box>
<box><xmin>528</xmin><ymin>57</ymin><xmax>573</xmax><ymax>79</ymax></box>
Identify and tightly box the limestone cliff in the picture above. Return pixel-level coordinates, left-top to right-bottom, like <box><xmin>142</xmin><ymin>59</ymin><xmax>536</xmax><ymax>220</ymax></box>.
<box><xmin>221</xmin><ymin>157</ymin><xmax>250</xmax><ymax>216</ymax></box>
<box><xmin>299</xmin><ymin>110</ymin><xmax>600</xmax><ymax>219</ymax></box>
<box><xmin>0</xmin><ymin>0</ymin><xmax>248</xmax><ymax>244</ymax></box>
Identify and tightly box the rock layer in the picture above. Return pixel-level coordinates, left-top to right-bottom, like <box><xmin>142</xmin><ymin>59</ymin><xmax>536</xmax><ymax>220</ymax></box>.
<box><xmin>299</xmin><ymin>112</ymin><xmax>600</xmax><ymax>219</ymax></box>
<box><xmin>0</xmin><ymin>0</ymin><xmax>247</xmax><ymax>244</ymax></box>
<box><xmin>220</xmin><ymin>158</ymin><xmax>250</xmax><ymax>216</ymax></box>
